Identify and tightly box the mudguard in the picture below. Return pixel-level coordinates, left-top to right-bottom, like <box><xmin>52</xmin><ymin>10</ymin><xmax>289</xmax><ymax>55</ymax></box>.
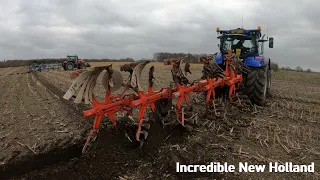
<box><xmin>244</xmin><ymin>56</ymin><xmax>265</xmax><ymax>67</ymax></box>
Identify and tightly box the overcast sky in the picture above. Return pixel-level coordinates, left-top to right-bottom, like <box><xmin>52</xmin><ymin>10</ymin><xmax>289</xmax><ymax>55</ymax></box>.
<box><xmin>0</xmin><ymin>0</ymin><xmax>319</xmax><ymax>71</ymax></box>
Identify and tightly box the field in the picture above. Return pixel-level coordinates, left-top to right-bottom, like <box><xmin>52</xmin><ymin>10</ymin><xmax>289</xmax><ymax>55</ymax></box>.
<box><xmin>1</xmin><ymin>62</ymin><xmax>320</xmax><ymax>179</ymax></box>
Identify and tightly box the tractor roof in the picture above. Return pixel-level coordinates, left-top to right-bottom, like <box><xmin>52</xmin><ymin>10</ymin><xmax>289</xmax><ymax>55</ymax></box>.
<box><xmin>216</xmin><ymin>26</ymin><xmax>262</xmax><ymax>37</ymax></box>
<box><xmin>217</xmin><ymin>34</ymin><xmax>250</xmax><ymax>39</ymax></box>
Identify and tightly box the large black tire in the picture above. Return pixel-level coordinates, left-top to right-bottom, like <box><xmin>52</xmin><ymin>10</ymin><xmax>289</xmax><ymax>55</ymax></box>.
<box><xmin>66</xmin><ymin>62</ymin><xmax>74</xmax><ymax>71</ymax></box>
<box><xmin>244</xmin><ymin>65</ymin><xmax>271</xmax><ymax>106</ymax></box>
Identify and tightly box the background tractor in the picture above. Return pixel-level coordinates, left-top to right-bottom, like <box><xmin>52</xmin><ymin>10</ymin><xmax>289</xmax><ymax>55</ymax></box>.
<box><xmin>213</xmin><ymin>26</ymin><xmax>274</xmax><ymax>105</ymax></box>
<box><xmin>62</xmin><ymin>55</ymin><xmax>90</xmax><ymax>71</ymax></box>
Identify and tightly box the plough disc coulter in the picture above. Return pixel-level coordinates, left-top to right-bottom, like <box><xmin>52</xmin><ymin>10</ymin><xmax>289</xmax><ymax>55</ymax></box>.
<box><xmin>63</xmin><ymin>52</ymin><xmax>251</xmax><ymax>153</ymax></box>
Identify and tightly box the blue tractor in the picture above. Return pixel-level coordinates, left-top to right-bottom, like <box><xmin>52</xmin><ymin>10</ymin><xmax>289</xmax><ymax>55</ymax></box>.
<box><xmin>214</xmin><ymin>26</ymin><xmax>274</xmax><ymax>105</ymax></box>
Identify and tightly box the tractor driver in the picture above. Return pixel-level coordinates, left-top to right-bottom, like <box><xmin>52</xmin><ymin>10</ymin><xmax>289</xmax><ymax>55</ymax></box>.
<box><xmin>232</xmin><ymin>39</ymin><xmax>245</xmax><ymax>49</ymax></box>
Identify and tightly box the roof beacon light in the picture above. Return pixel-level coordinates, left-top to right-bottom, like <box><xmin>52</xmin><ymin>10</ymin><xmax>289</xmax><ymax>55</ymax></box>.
<box><xmin>257</xmin><ymin>26</ymin><xmax>261</xmax><ymax>30</ymax></box>
<box><xmin>216</xmin><ymin>27</ymin><xmax>220</xmax><ymax>32</ymax></box>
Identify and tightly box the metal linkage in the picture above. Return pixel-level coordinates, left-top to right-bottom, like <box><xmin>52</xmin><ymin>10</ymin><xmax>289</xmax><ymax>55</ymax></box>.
<box><xmin>63</xmin><ymin>52</ymin><xmax>248</xmax><ymax>153</ymax></box>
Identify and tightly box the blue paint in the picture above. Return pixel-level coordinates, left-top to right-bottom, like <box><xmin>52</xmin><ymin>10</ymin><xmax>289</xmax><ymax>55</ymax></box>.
<box><xmin>40</xmin><ymin>64</ymin><xmax>46</xmax><ymax>70</ymax></box>
<box><xmin>28</xmin><ymin>64</ymin><xmax>47</xmax><ymax>72</ymax></box>
<box><xmin>218</xmin><ymin>28</ymin><xmax>261</xmax><ymax>37</ymax></box>
<box><xmin>244</xmin><ymin>56</ymin><xmax>264</xmax><ymax>67</ymax></box>
<box><xmin>215</xmin><ymin>53</ymin><xmax>223</xmax><ymax>64</ymax></box>
<box><xmin>214</xmin><ymin>53</ymin><xmax>264</xmax><ymax>67</ymax></box>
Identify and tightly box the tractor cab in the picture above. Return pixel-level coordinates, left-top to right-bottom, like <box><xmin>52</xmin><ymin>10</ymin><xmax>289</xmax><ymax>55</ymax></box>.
<box><xmin>215</xmin><ymin>26</ymin><xmax>273</xmax><ymax>68</ymax></box>
<box><xmin>67</xmin><ymin>55</ymin><xmax>79</xmax><ymax>63</ymax></box>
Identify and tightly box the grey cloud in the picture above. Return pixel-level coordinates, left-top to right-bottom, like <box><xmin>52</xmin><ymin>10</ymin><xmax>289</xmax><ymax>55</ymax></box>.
<box><xmin>0</xmin><ymin>0</ymin><xmax>319</xmax><ymax>71</ymax></box>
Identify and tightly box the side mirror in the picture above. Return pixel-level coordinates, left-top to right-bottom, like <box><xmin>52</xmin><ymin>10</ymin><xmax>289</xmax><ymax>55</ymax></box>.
<box><xmin>217</xmin><ymin>44</ymin><xmax>220</xmax><ymax>47</ymax></box>
<box><xmin>269</xmin><ymin>37</ymin><xmax>274</xmax><ymax>48</ymax></box>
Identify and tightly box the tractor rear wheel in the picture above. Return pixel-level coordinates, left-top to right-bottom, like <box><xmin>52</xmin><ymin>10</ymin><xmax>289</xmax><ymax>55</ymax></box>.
<box><xmin>244</xmin><ymin>65</ymin><xmax>271</xmax><ymax>106</ymax></box>
<box><xmin>66</xmin><ymin>62</ymin><xmax>74</xmax><ymax>71</ymax></box>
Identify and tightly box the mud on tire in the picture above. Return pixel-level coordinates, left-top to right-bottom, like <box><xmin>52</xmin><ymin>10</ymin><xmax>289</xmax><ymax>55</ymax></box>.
<box><xmin>244</xmin><ymin>65</ymin><xmax>271</xmax><ymax>106</ymax></box>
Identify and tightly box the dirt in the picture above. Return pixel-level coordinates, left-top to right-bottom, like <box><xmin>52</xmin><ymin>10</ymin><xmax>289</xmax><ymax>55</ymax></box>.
<box><xmin>0</xmin><ymin>68</ymin><xmax>89</xmax><ymax>178</ymax></box>
<box><xmin>1</xmin><ymin>66</ymin><xmax>320</xmax><ymax>180</ymax></box>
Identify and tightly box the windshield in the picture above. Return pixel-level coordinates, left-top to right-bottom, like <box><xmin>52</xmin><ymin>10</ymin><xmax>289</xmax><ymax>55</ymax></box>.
<box><xmin>219</xmin><ymin>35</ymin><xmax>257</xmax><ymax>54</ymax></box>
<box><xmin>68</xmin><ymin>56</ymin><xmax>77</xmax><ymax>61</ymax></box>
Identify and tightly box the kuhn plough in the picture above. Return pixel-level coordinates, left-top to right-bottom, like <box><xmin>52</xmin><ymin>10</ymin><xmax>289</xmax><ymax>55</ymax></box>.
<box><xmin>63</xmin><ymin>51</ymin><xmax>251</xmax><ymax>153</ymax></box>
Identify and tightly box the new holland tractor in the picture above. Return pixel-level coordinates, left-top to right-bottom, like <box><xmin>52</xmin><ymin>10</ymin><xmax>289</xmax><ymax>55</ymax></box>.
<box><xmin>62</xmin><ymin>55</ymin><xmax>90</xmax><ymax>71</ymax></box>
<box><xmin>214</xmin><ymin>26</ymin><xmax>274</xmax><ymax>105</ymax></box>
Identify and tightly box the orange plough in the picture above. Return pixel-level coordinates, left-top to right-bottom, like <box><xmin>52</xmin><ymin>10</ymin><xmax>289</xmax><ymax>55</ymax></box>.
<box><xmin>63</xmin><ymin>51</ymin><xmax>250</xmax><ymax>153</ymax></box>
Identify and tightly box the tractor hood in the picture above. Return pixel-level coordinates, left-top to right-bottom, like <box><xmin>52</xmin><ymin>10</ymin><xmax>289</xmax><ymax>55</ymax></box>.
<box><xmin>78</xmin><ymin>59</ymin><xmax>85</xmax><ymax>64</ymax></box>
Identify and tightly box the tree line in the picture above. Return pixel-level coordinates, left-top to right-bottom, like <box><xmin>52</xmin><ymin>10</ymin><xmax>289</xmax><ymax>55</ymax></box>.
<box><xmin>153</xmin><ymin>52</ymin><xmax>210</xmax><ymax>63</ymax></box>
<box><xmin>281</xmin><ymin>66</ymin><xmax>312</xmax><ymax>72</ymax></box>
<box><xmin>0</xmin><ymin>57</ymin><xmax>135</xmax><ymax>68</ymax></box>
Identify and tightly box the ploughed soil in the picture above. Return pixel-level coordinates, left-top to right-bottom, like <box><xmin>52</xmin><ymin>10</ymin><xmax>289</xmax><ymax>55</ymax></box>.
<box><xmin>1</xmin><ymin>66</ymin><xmax>320</xmax><ymax>180</ymax></box>
<box><xmin>0</xmin><ymin>67</ymin><xmax>89</xmax><ymax>179</ymax></box>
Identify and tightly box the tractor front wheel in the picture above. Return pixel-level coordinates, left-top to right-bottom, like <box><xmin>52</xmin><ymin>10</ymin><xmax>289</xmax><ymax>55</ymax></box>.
<box><xmin>66</xmin><ymin>62</ymin><xmax>74</xmax><ymax>71</ymax></box>
<box><xmin>244</xmin><ymin>65</ymin><xmax>271</xmax><ymax>106</ymax></box>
